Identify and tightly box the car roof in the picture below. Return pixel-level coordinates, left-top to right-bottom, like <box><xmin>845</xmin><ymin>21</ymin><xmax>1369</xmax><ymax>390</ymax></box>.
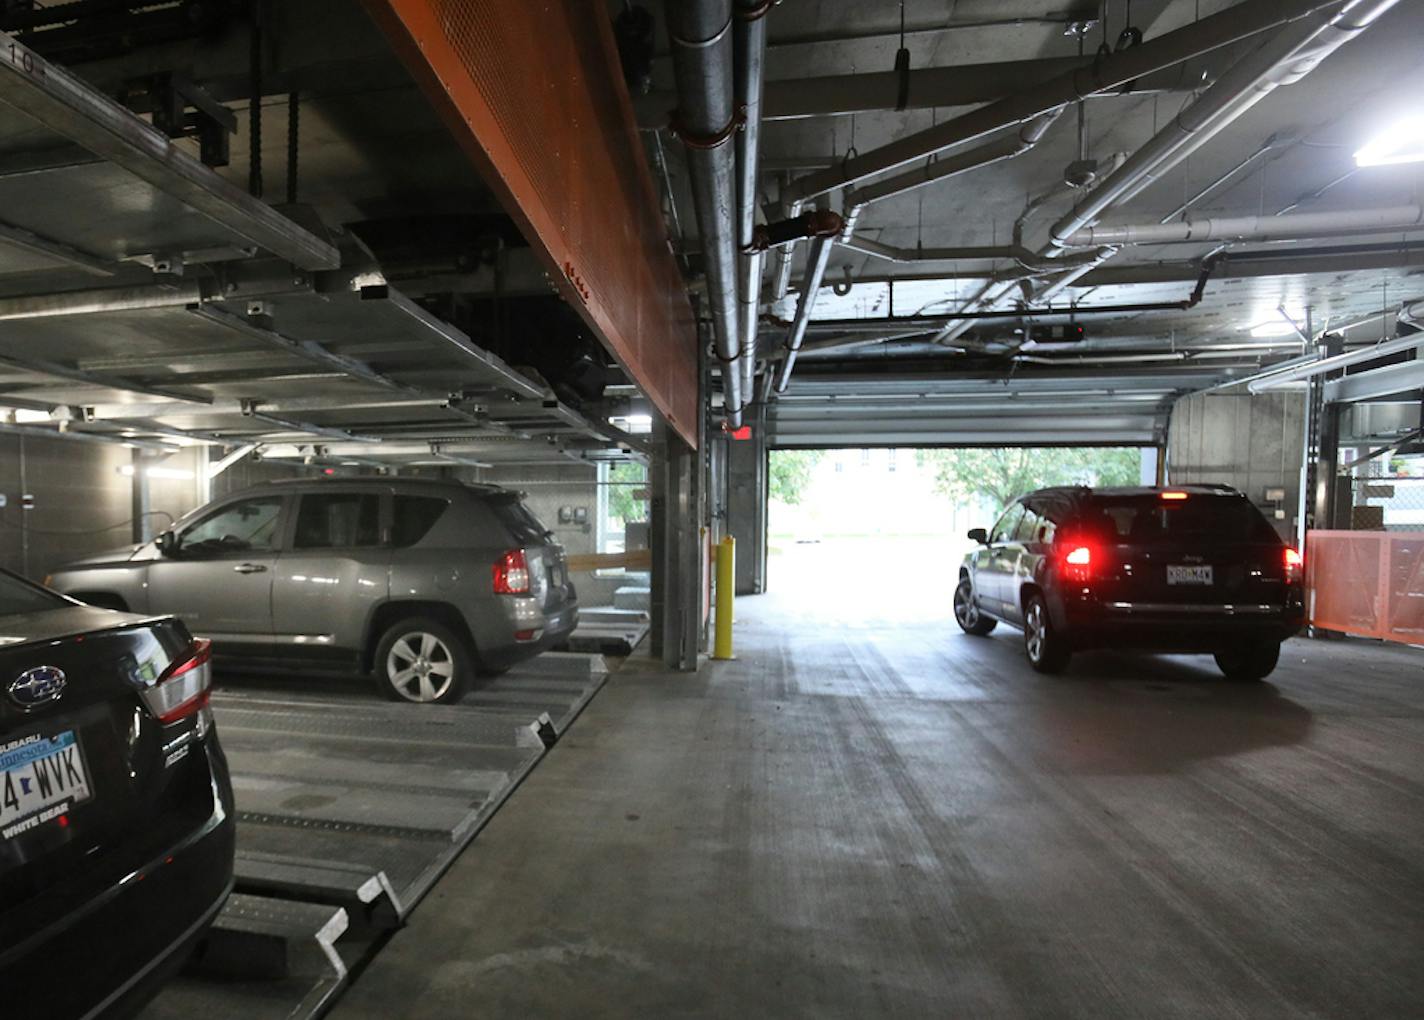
<box><xmin>1024</xmin><ymin>483</ymin><xmax>1242</xmax><ymax>501</ymax></box>
<box><xmin>236</xmin><ymin>476</ymin><xmax>514</xmax><ymax>498</ymax></box>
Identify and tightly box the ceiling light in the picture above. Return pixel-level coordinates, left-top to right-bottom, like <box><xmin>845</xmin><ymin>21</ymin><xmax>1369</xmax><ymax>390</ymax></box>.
<box><xmin>9</xmin><ymin>408</ymin><xmax>50</xmax><ymax>424</ymax></box>
<box><xmin>1355</xmin><ymin>116</ymin><xmax>1424</xmax><ymax>167</ymax></box>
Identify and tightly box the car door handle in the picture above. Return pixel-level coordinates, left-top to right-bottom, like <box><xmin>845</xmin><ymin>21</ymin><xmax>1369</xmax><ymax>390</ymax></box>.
<box><xmin>233</xmin><ymin>563</ymin><xmax>267</xmax><ymax>574</ymax></box>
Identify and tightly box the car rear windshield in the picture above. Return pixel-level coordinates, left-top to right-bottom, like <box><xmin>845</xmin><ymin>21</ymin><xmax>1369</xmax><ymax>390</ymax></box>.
<box><xmin>489</xmin><ymin>496</ymin><xmax>551</xmax><ymax>544</ymax></box>
<box><xmin>0</xmin><ymin>572</ymin><xmax>64</xmax><ymax>617</ymax></box>
<box><xmin>1083</xmin><ymin>494</ymin><xmax>1281</xmax><ymax>545</ymax></box>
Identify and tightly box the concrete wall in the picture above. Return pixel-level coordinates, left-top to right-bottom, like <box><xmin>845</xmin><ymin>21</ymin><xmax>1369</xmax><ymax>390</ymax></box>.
<box><xmin>1166</xmin><ymin>390</ymin><xmax>1306</xmax><ymax>541</ymax></box>
<box><xmin>0</xmin><ymin>437</ymin><xmax>322</xmax><ymax>582</ymax></box>
<box><xmin>477</xmin><ymin>463</ymin><xmax>626</xmax><ymax>608</ymax></box>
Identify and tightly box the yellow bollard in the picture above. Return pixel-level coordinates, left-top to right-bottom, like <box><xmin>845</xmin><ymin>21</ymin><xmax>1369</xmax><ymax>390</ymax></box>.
<box><xmin>713</xmin><ymin>534</ymin><xmax>735</xmax><ymax>660</ymax></box>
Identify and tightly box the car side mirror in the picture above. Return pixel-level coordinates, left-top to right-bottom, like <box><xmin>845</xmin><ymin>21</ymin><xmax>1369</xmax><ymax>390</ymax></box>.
<box><xmin>155</xmin><ymin>531</ymin><xmax>177</xmax><ymax>556</ymax></box>
<box><xmin>968</xmin><ymin>528</ymin><xmax>988</xmax><ymax>545</ymax></box>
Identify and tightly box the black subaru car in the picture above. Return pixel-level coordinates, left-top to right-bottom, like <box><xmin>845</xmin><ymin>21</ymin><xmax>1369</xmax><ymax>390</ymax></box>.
<box><xmin>0</xmin><ymin>568</ymin><xmax>234</xmax><ymax>1017</ymax></box>
<box><xmin>954</xmin><ymin>485</ymin><xmax>1305</xmax><ymax>679</ymax></box>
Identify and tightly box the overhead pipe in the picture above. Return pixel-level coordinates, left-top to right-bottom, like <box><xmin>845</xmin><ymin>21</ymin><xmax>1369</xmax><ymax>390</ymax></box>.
<box><xmin>773</xmin><ymin>233</ymin><xmax>834</xmax><ymax>392</ymax></box>
<box><xmin>937</xmin><ymin>0</ymin><xmax>1402</xmax><ymax>346</ymax></box>
<box><xmin>779</xmin><ymin>0</ymin><xmax>1346</xmax><ymax>206</ymax></box>
<box><xmin>839</xmin><ymin>111</ymin><xmax>1063</xmax><ymax>238</ymax></box>
<box><xmin>666</xmin><ymin>0</ymin><xmax>743</xmax><ymax>427</ymax></box>
<box><xmin>1249</xmin><ymin>328</ymin><xmax>1423</xmax><ymax>392</ymax></box>
<box><xmin>733</xmin><ymin>0</ymin><xmax>770</xmax><ymax>412</ymax></box>
<box><xmin>0</xmin><ymin>281</ymin><xmax>211</xmax><ymax>320</ymax></box>
<box><xmin>635</xmin><ymin>53</ymin><xmax>1215</xmax><ymax>126</ymax></box>
<box><xmin>1059</xmin><ymin>204</ymin><xmax>1424</xmax><ymax>248</ymax></box>
<box><xmin>1045</xmin><ymin>1</ymin><xmax>1402</xmax><ymax>253</ymax></box>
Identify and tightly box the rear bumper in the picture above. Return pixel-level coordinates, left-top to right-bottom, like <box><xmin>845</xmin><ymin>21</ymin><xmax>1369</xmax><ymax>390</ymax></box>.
<box><xmin>1064</xmin><ymin>599</ymin><xmax>1304</xmax><ymax>651</ymax></box>
<box><xmin>476</xmin><ymin>600</ymin><xmax>579</xmax><ymax>669</ymax></box>
<box><xmin>1</xmin><ymin>739</ymin><xmax>236</xmax><ymax>1019</ymax></box>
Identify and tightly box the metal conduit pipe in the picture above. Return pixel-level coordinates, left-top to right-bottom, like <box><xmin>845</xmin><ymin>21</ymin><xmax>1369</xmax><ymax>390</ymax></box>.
<box><xmin>1045</xmin><ymin>0</ymin><xmax>1402</xmax><ymax>252</ymax></box>
<box><xmin>839</xmin><ymin>111</ymin><xmax>1063</xmax><ymax>239</ymax></box>
<box><xmin>666</xmin><ymin>0</ymin><xmax>744</xmax><ymax>427</ymax></box>
<box><xmin>938</xmin><ymin>0</ymin><xmax>1400</xmax><ymax>346</ymax></box>
<box><xmin>1060</xmin><ymin>204</ymin><xmax>1424</xmax><ymax>247</ymax></box>
<box><xmin>773</xmin><ymin>234</ymin><xmax>834</xmax><ymax>392</ymax></box>
<box><xmin>780</xmin><ymin>0</ymin><xmax>1345</xmax><ymax>205</ymax></box>
<box><xmin>1248</xmin><ymin>329</ymin><xmax>1423</xmax><ymax>392</ymax></box>
<box><xmin>0</xmin><ymin>282</ymin><xmax>211</xmax><ymax>320</ymax></box>
<box><xmin>734</xmin><ymin>0</ymin><xmax>769</xmax><ymax>410</ymax></box>
<box><xmin>770</xmin><ymin>195</ymin><xmax>802</xmax><ymax>299</ymax></box>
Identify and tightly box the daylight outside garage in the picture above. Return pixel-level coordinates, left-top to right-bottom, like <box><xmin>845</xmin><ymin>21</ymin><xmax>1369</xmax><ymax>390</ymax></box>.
<box><xmin>1</xmin><ymin>1</ymin><xmax>1422</xmax><ymax>1018</ymax></box>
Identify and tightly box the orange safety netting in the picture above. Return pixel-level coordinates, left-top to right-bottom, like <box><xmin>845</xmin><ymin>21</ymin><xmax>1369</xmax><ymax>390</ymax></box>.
<box><xmin>1307</xmin><ymin>530</ymin><xmax>1424</xmax><ymax>642</ymax></box>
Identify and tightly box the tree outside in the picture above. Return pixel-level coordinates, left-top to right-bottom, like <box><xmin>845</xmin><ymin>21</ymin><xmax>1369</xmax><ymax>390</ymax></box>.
<box><xmin>607</xmin><ymin>461</ymin><xmax>647</xmax><ymax>530</ymax></box>
<box><xmin>769</xmin><ymin>449</ymin><xmax>823</xmax><ymax>506</ymax></box>
<box><xmin>916</xmin><ymin>447</ymin><xmax>1142</xmax><ymax>511</ymax></box>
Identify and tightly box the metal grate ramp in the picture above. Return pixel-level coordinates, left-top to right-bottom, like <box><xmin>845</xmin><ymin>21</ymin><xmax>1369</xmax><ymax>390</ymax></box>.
<box><xmin>138</xmin><ymin>654</ymin><xmax>608</xmax><ymax>1019</ymax></box>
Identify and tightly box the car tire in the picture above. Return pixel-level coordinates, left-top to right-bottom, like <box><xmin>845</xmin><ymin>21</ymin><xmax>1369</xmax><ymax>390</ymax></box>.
<box><xmin>1023</xmin><ymin>593</ymin><xmax>1071</xmax><ymax>673</ymax></box>
<box><xmin>374</xmin><ymin>617</ymin><xmax>471</xmax><ymax>704</ymax></box>
<box><xmin>953</xmin><ymin>577</ymin><xmax>996</xmax><ymax>636</ymax></box>
<box><xmin>1214</xmin><ymin>641</ymin><xmax>1280</xmax><ymax>682</ymax></box>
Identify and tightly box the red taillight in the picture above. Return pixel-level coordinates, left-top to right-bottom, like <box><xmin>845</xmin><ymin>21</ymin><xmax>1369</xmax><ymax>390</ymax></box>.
<box><xmin>492</xmin><ymin>549</ymin><xmax>531</xmax><ymax>595</ymax></box>
<box><xmin>1063</xmin><ymin>544</ymin><xmax>1093</xmax><ymax>583</ymax></box>
<box><xmin>143</xmin><ymin>638</ymin><xmax>214</xmax><ymax>724</ymax></box>
<box><xmin>1284</xmin><ymin>546</ymin><xmax>1303</xmax><ymax>582</ymax></box>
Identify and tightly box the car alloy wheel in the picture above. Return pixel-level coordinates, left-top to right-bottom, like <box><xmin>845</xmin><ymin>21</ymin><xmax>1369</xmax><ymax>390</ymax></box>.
<box><xmin>1025</xmin><ymin>601</ymin><xmax>1046</xmax><ymax>662</ymax></box>
<box><xmin>953</xmin><ymin>577</ymin><xmax>996</xmax><ymax>636</ymax></box>
<box><xmin>386</xmin><ymin>631</ymin><xmax>456</xmax><ymax>703</ymax></box>
<box><xmin>1023</xmin><ymin>593</ymin><xmax>1070</xmax><ymax>673</ymax></box>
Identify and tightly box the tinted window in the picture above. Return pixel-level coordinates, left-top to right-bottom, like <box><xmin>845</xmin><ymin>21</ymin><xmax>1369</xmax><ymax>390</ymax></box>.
<box><xmin>1013</xmin><ymin>507</ymin><xmax>1042</xmax><ymax>543</ymax></box>
<box><xmin>1085</xmin><ymin>495</ymin><xmax>1280</xmax><ymax>544</ymax></box>
<box><xmin>491</xmin><ymin>497</ymin><xmax>551</xmax><ymax>544</ymax></box>
<box><xmin>0</xmin><ymin>571</ymin><xmax>64</xmax><ymax>617</ymax></box>
<box><xmin>990</xmin><ymin>504</ymin><xmax>1024</xmax><ymax>544</ymax></box>
<box><xmin>180</xmin><ymin>495</ymin><xmax>283</xmax><ymax>555</ymax></box>
<box><xmin>393</xmin><ymin>496</ymin><xmax>449</xmax><ymax>547</ymax></box>
<box><xmin>294</xmin><ymin>493</ymin><xmax>381</xmax><ymax>549</ymax></box>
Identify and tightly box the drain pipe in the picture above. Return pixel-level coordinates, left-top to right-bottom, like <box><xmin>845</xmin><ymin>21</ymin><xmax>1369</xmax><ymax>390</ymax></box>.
<box><xmin>667</xmin><ymin>0</ymin><xmax>743</xmax><ymax>427</ymax></box>
<box><xmin>734</xmin><ymin>0</ymin><xmax>770</xmax><ymax>412</ymax></box>
<box><xmin>773</xmin><ymin>233</ymin><xmax>834</xmax><ymax>393</ymax></box>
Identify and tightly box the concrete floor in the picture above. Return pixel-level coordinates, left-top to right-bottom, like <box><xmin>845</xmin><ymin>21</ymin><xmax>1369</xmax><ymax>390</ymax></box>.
<box><xmin>332</xmin><ymin>543</ymin><xmax>1424</xmax><ymax>1019</ymax></box>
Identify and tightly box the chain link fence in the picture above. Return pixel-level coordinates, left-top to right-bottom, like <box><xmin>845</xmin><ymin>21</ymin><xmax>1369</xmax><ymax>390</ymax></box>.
<box><xmin>1344</xmin><ymin>475</ymin><xmax>1424</xmax><ymax>531</ymax></box>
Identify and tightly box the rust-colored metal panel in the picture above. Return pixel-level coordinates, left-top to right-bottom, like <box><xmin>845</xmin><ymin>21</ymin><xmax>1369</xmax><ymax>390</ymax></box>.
<box><xmin>1306</xmin><ymin>529</ymin><xmax>1424</xmax><ymax>643</ymax></box>
<box><xmin>364</xmin><ymin>0</ymin><xmax>699</xmax><ymax>447</ymax></box>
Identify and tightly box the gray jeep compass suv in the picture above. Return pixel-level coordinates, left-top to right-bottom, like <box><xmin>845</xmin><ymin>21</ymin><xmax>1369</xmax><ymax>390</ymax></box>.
<box><xmin>47</xmin><ymin>478</ymin><xmax>577</xmax><ymax>704</ymax></box>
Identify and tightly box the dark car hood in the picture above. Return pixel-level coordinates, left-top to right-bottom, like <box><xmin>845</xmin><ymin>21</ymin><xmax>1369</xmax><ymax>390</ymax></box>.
<box><xmin>0</xmin><ymin>604</ymin><xmax>153</xmax><ymax>648</ymax></box>
<box><xmin>56</xmin><ymin>543</ymin><xmax>145</xmax><ymax>570</ymax></box>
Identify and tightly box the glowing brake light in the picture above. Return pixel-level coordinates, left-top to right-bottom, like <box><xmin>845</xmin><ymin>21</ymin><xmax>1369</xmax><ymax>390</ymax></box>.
<box><xmin>1284</xmin><ymin>546</ymin><xmax>1303</xmax><ymax>582</ymax></box>
<box><xmin>1160</xmin><ymin>490</ymin><xmax>1189</xmax><ymax>501</ymax></box>
<box><xmin>492</xmin><ymin>549</ymin><xmax>531</xmax><ymax>595</ymax></box>
<box><xmin>1063</xmin><ymin>544</ymin><xmax>1094</xmax><ymax>583</ymax></box>
<box><xmin>142</xmin><ymin>638</ymin><xmax>214</xmax><ymax>724</ymax></box>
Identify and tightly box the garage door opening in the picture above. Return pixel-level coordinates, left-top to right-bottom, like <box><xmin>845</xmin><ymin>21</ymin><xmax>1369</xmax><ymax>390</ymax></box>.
<box><xmin>767</xmin><ymin>447</ymin><xmax>1150</xmax><ymax>616</ymax></box>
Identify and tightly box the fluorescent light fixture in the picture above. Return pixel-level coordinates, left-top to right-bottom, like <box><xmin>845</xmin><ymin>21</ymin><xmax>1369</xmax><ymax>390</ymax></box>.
<box><xmin>117</xmin><ymin>464</ymin><xmax>136</xmax><ymax>477</ymax></box>
<box><xmin>1355</xmin><ymin>116</ymin><xmax>1424</xmax><ymax>167</ymax></box>
<box><xmin>10</xmin><ymin>408</ymin><xmax>50</xmax><ymax>424</ymax></box>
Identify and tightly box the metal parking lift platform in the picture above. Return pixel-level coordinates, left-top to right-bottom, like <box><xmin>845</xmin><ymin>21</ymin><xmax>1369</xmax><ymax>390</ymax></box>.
<box><xmin>138</xmin><ymin>654</ymin><xmax>609</xmax><ymax>1020</ymax></box>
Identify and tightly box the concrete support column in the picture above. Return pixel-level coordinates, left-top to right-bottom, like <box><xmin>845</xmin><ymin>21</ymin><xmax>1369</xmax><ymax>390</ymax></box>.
<box><xmin>726</xmin><ymin>404</ymin><xmax>768</xmax><ymax>594</ymax></box>
<box><xmin>131</xmin><ymin>448</ymin><xmax>151</xmax><ymax>544</ymax></box>
<box><xmin>650</xmin><ymin>425</ymin><xmax>702</xmax><ymax>671</ymax></box>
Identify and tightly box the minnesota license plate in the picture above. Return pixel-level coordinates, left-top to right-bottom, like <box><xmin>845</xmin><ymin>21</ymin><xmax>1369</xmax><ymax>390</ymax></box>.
<box><xmin>1167</xmin><ymin>565</ymin><xmax>1214</xmax><ymax>586</ymax></box>
<box><xmin>0</xmin><ymin>730</ymin><xmax>92</xmax><ymax>839</ymax></box>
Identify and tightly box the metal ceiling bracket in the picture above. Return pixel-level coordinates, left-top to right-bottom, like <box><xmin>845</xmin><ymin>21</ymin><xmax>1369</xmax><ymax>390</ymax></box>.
<box><xmin>0</xmin><ymin>30</ymin><xmax>339</xmax><ymax>270</ymax></box>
